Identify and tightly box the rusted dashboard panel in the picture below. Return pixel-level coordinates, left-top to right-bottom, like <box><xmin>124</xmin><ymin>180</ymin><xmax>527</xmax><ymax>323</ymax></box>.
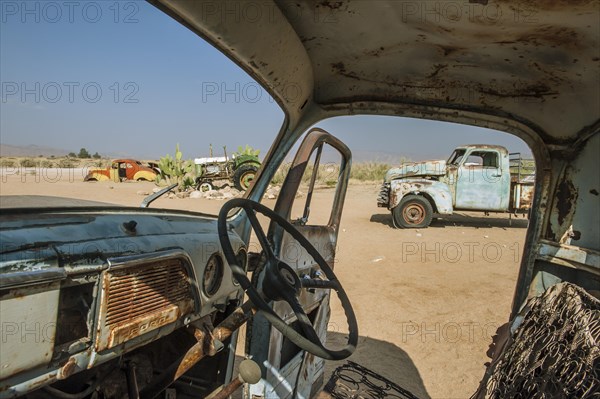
<box><xmin>0</xmin><ymin>205</ymin><xmax>245</xmax><ymax>398</ymax></box>
<box><xmin>96</xmin><ymin>254</ymin><xmax>197</xmax><ymax>351</ymax></box>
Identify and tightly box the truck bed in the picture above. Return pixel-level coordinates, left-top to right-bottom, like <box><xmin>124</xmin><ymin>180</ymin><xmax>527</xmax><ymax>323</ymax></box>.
<box><xmin>509</xmin><ymin>153</ymin><xmax>535</xmax><ymax>212</ymax></box>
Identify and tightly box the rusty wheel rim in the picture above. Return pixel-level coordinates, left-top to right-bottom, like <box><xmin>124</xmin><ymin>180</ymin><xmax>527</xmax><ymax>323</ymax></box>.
<box><xmin>240</xmin><ymin>171</ymin><xmax>255</xmax><ymax>190</ymax></box>
<box><xmin>403</xmin><ymin>203</ymin><xmax>426</xmax><ymax>224</ymax></box>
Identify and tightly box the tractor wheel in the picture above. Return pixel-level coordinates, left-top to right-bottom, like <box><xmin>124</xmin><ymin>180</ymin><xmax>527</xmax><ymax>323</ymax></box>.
<box><xmin>199</xmin><ymin>182</ymin><xmax>214</xmax><ymax>192</ymax></box>
<box><xmin>392</xmin><ymin>195</ymin><xmax>433</xmax><ymax>229</ymax></box>
<box><xmin>233</xmin><ymin>164</ymin><xmax>258</xmax><ymax>191</ymax></box>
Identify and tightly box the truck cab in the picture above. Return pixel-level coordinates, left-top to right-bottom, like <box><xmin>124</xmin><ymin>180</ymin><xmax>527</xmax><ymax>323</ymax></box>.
<box><xmin>445</xmin><ymin>145</ymin><xmax>510</xmax><ymax>211</ymax></box>
<box><xmin>378</xmin><ymin>145</ymin><xmax>534</xmax><ymax>228</ymax></box>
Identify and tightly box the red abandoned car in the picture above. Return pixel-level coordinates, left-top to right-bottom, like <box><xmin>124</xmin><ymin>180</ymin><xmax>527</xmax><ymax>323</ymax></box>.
<box><xmin>84</xmin><ymin>159</ymin><xmax>158</xmax><ymax>182</ymax></box>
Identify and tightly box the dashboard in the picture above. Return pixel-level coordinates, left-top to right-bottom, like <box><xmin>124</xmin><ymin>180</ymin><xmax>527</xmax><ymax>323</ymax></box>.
<box><xmin>0</xmin><ymin>200</ymin><xmax>246</xmax><ymax>397</ymax></box>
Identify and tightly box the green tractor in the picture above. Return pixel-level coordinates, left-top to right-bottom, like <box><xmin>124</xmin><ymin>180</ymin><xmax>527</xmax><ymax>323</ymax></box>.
<box><xmin>194</xmin><ymin>145</ymin><xmax>261</xmax><ymax>191</ymax></box>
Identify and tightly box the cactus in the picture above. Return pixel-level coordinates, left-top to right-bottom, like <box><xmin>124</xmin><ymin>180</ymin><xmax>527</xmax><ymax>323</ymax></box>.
<box><xmin>234</xmin><ymin>145</ymin><xmax>260</xmax><ymax>158</ymax></box>
<box><xmin>156</xmin><ymin>144</ymin><xmax>194</xmax><ymax>191</ymax></box>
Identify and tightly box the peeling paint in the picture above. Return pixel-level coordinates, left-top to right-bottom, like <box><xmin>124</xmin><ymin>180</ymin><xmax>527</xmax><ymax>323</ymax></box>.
<box><xmin>388</xmin><ymin>178</ymin><xmax>453</xmax><ymax>214</ymax></box>
<box><xmin>381</xmin><ymin>145</ymin><xmax>536</xmax><ymax>221</ymax></box>
<box><xmin>555</xmin><ymin>180</ymin><xmax>578</xmax><ymax>225</ymax></box>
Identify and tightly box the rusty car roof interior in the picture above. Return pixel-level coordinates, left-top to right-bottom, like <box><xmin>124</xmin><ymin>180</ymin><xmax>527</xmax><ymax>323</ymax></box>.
<box><xmin>150</xmin><ymin>0</ymin><xmax>598</xmax><ymax>145</ymax></box>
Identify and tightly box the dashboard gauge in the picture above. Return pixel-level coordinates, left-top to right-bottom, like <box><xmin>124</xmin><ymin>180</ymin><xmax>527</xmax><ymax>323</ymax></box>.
<box><xmin>203</xmin><ymin>253</ymin><xmax>224</xmax><ymax>296</ymax></box>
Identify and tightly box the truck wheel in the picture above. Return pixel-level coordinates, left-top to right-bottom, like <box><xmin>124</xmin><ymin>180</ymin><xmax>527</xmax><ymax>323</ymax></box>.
<box><xmin>233</xmin><ymin>164</ymin><xmax>258</xmax><ymax>191</ymax></box>
<box><xmin>393</xmin><ymin>195</ymin><xmax>433</xmax><ymax>228</ymax></box>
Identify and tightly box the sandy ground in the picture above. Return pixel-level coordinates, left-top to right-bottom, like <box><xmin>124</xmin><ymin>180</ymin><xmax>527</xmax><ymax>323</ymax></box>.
<box><xmin>0</xmin><ymin>170</ymin><xmax>528</xmax><ymax>398</ymax></box>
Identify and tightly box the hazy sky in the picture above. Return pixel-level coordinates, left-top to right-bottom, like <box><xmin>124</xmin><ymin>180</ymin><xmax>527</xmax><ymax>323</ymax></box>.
<box><xmin>1</xmin><ymin>1</ymin><xmax>532</xmax><ymax>162</ymax></box>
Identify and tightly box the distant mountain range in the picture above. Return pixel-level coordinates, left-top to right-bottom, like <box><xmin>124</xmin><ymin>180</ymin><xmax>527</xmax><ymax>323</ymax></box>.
<box><xmin>1</xmin><ymin>143</ymin><xmax>444</xmax><ymax>165</ymax></box>
<box><xmin>0</xmin><ymin>144</ymin><xmax>126</xmax><ymax>159</ymax></box>
<box><xmin>0</xmin><ymin>144</ymin><xmax>74</xmax><ymax>157</ymax></box>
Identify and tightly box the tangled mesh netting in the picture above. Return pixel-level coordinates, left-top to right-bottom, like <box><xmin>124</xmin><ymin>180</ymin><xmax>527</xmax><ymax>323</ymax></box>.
<box><xmin>325</xmin><ymin>283</ymin><xmax>598</xmax><ymax>399</ymax></box>
<box><xmin>324</xmin><ymin>361</ymin><xmax>420</xmax><ymax>399</ymax></box>
<box><xmin>480</xmin><ymin>282</ymin><xmax>599</xmax><ymax>399</ymax></box>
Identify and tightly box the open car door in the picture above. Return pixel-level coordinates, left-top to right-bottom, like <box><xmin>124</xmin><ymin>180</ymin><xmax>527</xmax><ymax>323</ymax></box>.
<box><xmin>245</xmin><ymin>128</ymin><xmax>352</xmax><ymax>398</ymax></box>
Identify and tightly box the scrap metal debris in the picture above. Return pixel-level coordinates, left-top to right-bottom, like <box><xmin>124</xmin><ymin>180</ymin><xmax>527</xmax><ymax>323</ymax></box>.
<box><xmin>323</xmin><ymin>361</ymin><xmax>420</xmax><ymax>399</ymax></box>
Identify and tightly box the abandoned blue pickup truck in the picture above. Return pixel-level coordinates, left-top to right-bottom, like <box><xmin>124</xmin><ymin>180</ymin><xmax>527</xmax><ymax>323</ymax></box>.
<box><xmin>377</xmin><ymin>145</ymin><xmax>535</xmax><ymax>228</ymax></box>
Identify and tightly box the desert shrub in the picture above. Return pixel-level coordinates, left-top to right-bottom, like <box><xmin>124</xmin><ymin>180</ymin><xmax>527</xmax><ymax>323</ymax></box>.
<box><xmin>269</xmin><ymin>161</ymin><xmax>408</xmax><ymax>185</ymax></box>
<box><xmin>40</xmin><ymin>160</ymin><xmax>54</xmax><ymax>168</ymax></box>
<box><xmin>350</xmin><ymin>162</ymin><xmax>392</xmax><ymax>182</ymax></box>
<box><xmin>182</xmin><ymin>176</ymin><xmax>196</xmax><ymax>191</ymax></box>
<box><xmin>270</xmin><ymin>163</ymin><xmax>291</xmax><ymax>185</ymax></box>
<box><xmin>0</xmin><ymin>159</ymin><xmax>16</xmax><ymax>167</ymax></box>
<box><xmin>19</xmin><ymin>158</ymin><xmax>37</xmax><ymax>167</ymax></box>
<box><xmin>57</xmin><ymin>158</ymin><xmax>77</xmax><ymax>168</ymax></box>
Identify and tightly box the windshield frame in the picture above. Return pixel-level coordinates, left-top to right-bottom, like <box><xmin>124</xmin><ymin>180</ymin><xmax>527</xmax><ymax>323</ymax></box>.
<box><xmin>447</xmin><ymin>149</ymin><xmax>467</xmax><ymax>166</ymax></box>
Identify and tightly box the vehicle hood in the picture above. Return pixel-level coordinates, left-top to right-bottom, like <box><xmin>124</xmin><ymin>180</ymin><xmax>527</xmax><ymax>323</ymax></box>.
<box><xmin>384</xmin><ymin>160</ymin><xmax>446</xmax><ymax>183</ymax></box>
<box><xmin>0</xmin><ymin>195</ymin><xmax>117</xmax><ymax>209</ymax></box>
<box><xmin>0</xmin><ymin>198</ymin><xmax>222</xmax><ymax>274</ymax></box>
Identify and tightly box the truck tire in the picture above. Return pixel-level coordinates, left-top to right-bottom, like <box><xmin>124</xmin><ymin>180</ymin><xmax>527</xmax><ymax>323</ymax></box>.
<box><xmin>393</xmin><ymin>195</ymin><xmax>433</xmax><ymax>228</ymax></box>
<box><xmin>233</xmin><ymin>164</ymin><xmax>258</xmax><ymax>191</ymax></box>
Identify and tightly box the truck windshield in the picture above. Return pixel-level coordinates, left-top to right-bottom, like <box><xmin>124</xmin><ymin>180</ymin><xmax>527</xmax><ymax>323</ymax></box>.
<box><xmin>448</xmin><ymin>149</ymin><xmax>466</xmax><ymax>165</ymax></box>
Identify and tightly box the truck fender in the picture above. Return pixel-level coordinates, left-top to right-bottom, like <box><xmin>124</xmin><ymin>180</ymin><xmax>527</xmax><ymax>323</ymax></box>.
<box><xmin>389</xmin><ymin>179</ymin><xmax>453</xmax><ymax>214</ymax></box>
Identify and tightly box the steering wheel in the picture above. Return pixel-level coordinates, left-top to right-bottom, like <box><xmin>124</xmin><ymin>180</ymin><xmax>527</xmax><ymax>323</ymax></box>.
<box><xmin>217</xmin><ymin>198</ymin><xmax>358</xmax><ymax>361</ymax></box>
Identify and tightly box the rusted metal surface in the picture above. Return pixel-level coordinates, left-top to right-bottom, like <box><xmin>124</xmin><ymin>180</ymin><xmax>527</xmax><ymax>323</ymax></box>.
<box><xmin>56</xmin><ymin>357</ymin><xmax>78</xmax><ymax>380</ymax></box>
<box><xmin>0</xmin><ymin>371</ymin><xmax>58</xmax><ymax>398</ymax></box>
<box><xmin>537</xmin><ymin>239</ymin><xmax>600</xmax><ymax>274</ymax></box>
<box><xmin>96</xmin><ymin>257</ymin><xmax>195</xmax><ymax>351</ymax></box>
<box><xmin>272</xmin><ymin>128</ymin><xmax>351</xmax><ymax>230</ymax></box>
<box><xmin>244</xmin><ymin>129</ymin><xmax>351</xmax><ymax>397</ymax></box>
<box><xmin>384</xmin><ymin>160</ymin><xmax>446</xmax><ymax>182</ymax></box>
<box><xmin>382</xmin><ymin>145</ymin><xmax>528</xmax><ymax>215</ymax></box>
<box><xmin>84</xmin><ymin>159</ymin><xmax>157</xmax><ymax>182</ymax></box>
<box><xmin>0</xmin><ymin>206</ymin><xmax>247</xmax><ymax>396</ymax></box>
<box><xmin>205</xmin><ymin>378</ymin><xmax>243</xmax><ymax>399</ymax></box>
<box><xmin>510</xmin><ymin>182</ymin><xmax>534</xmax><ymax>211</ymax></box>
<box><xmin>554</xmin><ymin>180</ymin><xmax>578</xmax><ymax>226</ymax></box>
<box><xmin>388</xmin><ymin>179</ymin><xmax>453</xmax><ymax>214</ymax></box>
<box><xmin>213</xmin><ymin>301</ymin><xmax>256</xmax><ymax>342</ymax></box>
<box><xmin>140</xmin><ymin>301</ymin><xmax>255</xmax><ymax>399</ymax></box>
<box><xmin>173</xmin><ymin>323</ymin><xmax>219</xmax><ymax>378</ymax></box>
<box><xmin>151</xmin><ymin>1</ymin><xmax>598</xmax><ymax>143</ymax></box>
<box><xmin>509</xmin><ymin>152</ymin><xmax>536</xmax><ymax>184</ymax></box>
<box><xmin>0</xmin><ymin>268</ymin><xmax>66</xmax><ymax>290</ymax></box>
<box><xmin>542</xmin><ymin>132</ymin><xmax>598</xmax><ymax>247</ymax></box>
